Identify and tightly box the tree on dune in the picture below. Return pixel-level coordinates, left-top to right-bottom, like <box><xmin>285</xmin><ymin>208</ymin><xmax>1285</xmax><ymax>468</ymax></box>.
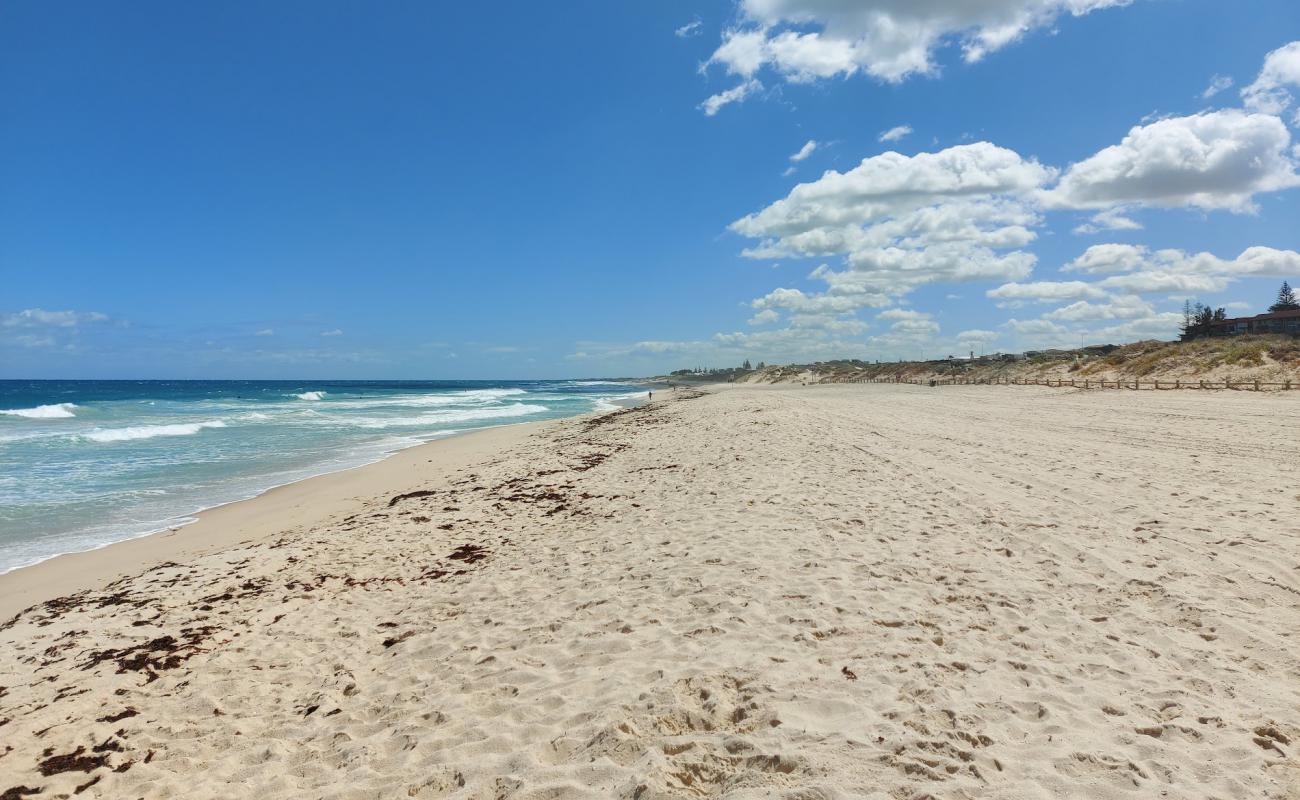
<box><xmin>1270</xmin><ymin>281</ymin><xmax>1299</xmax><ymax>313</ymax></box>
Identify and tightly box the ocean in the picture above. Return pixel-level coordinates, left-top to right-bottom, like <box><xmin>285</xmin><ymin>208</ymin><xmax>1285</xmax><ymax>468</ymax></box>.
<box><xmin>0</xmin><ymin>379</ymin><xmax>646</xmax><ymax>574</ymax></box>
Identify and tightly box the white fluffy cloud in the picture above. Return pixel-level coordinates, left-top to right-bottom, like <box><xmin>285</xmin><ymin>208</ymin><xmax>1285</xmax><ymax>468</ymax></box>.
<box><xmin>734</xmin><ymin>142</ymin><xmax>1053</xmax><ymax>239</ymax></box>
<box><xmin>878</xmin><ymin>125</ymin><xmax>912</xmax><ymax>143</ymax></box>
<box><xmin>1002</xmin><ymin>318</ymin><xmax>1079</xmax><ymax>349</ymax></box>
<box><xmin>1242</xmin><ymin>40</ymin><xmax>1300</xmax><ymax>119</ymax></box>
<box><xmin>1046</xmin><ymin>110</ymin><xmax>1300</xmax><ymax>211</ymax></box>
<box><xmin>1062</xmin><ymin>243</ymin><xmax>1154</xmax><ymax>274</ymax></box>
<box><xmin>731</xmin><ymin>142</ymin><xmax>1054</xmax><ymax>331</ymax></box>
<box><xmin>671</xmin><ymin>37</ymin><xmax>1300</xmax><ymax>362</ymax></box>
<box><xmin>1072</xmin><ymin>207</ymin><xmax>1142</xmax><ymax>235</ymax></box>
<box><xmin>1092</xmin><ymin>312</ymin><xmax>1184</xmax><ymax>342</ymax></box>
<box><xmin>1042</xmin><ymin>295</ymin><xmax>1154</xmax><ymax>322</ymax></box>
<box><xmin>1065</xmin><ymin>243</ymin><xmax>1300</xmax><ymax>278</ymax></box>
<box><xmin>1097</xmin><ymin>271</ymin><xmax>1228</xmax><ymax>295</ymax></box>
<box><xmin>957</xmin><ymin>329</ymin><xmax>999</xmax><ymax>343</ymax></box>
<box><xmin>706</xmin><ymin>0</ymin><xmax>1135</xmax><ymax>88</ymax></box>
<box><xmin>987</xmin><ymin>280</ymin><xmax>1108</xmax><ymax>303</ymax></box>
<box><xmin>700</xmin><ymin>79</ymin><xmax>762</xmax><ymax>116</ymax></box>
<box><xmin>789</xmin><ymin>139</ymin><xmax>818</xmax><ymax>161</ymax></box>
<box><xmin>1005</xmin><ymin>242</ymin><xmax>1300</xmax><ymax>347</ymax></box>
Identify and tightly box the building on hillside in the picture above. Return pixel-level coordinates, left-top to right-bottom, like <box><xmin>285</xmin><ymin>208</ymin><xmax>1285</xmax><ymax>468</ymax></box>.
<box><xmin>1206</xmin><ymin>308</ymin><xmax>1300</xmax><ymax>336</ymax></box>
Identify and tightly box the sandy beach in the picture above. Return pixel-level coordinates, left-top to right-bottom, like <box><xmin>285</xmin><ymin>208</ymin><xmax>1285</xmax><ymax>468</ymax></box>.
<box><xmin>2</xmin><ymin>384</ymin><xmax>1298</xmax><ymax>799</ymax></box>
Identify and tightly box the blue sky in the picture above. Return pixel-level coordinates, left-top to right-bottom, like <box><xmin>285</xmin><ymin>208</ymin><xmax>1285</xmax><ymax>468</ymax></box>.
<box><xmin>3</xmin><ymin>0</ymin><xmax>1299</xmax><ymax>378</ymax></box>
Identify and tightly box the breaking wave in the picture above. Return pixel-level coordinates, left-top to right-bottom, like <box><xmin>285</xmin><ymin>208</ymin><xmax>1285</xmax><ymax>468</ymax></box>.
<box><xmin>353</xmin><ymin>403</ymin><xmax>548</xmax><ymax>428</ymax></box>
<box><xmin>80</xmin><ymin>420</ymin><xmax>228</xmax><ymax>443</ymax></box>
<box><xmin>1</xmin><ymin>403</ymin><xmax>79</xmax><ymax>419</ymax></box>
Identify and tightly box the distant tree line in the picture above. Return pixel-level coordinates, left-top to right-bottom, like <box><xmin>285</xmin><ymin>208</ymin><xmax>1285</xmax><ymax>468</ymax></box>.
<box><xmin>669</xmin><ymin>360</ymin><xmax>766</xmax><ymax>377</ymax></box>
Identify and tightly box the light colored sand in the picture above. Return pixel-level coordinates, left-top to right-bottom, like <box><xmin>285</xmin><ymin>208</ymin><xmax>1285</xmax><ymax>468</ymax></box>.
<box><xmin>1</xmin><ymin>384</ymin><xmax>1298</xmax><ymax>799</ymax></box>
<box><xmin>0</xmin><ymin>420</ymin><xmax>559</xmax><ymax>621</ymax></box>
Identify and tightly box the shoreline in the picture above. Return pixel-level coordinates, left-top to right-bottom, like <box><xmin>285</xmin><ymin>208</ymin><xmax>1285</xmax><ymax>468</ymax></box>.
<box><xmin>0</xmin><ymin>416</ymin><xmax>563</xmax><ymax>620</ymax></box>
<box><xmin>0</xmin><ymin>392</ymin><xmax>651</xmax><ymax>619</ymax></box>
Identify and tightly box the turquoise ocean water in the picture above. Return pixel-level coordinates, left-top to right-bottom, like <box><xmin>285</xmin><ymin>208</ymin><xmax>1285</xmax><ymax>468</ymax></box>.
<box><xmin>0</xmin><ymin>379</ymin><xmax>645</xmax><ymax>573</ymax></box>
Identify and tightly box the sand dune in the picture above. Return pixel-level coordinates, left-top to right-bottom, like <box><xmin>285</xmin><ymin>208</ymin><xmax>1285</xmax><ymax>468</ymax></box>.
<box><xmin>1</xmin><ymin>384</ymin><xmax>1298</xmax><ymax>799</ymax></box>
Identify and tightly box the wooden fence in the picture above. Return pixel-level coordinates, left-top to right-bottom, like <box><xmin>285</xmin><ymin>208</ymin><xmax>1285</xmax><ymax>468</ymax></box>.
<box><xmin>854</xmin><ymin>376</ymin><xmax>1298</xmax><ymax>391</ymax></box>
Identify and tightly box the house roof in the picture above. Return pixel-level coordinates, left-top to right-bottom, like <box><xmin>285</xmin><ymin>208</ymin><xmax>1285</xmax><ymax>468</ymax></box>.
<box><xmin>1210</xmin><ymin>308</ymin><xmax>1300</xmax><ymax>325</ymax></box>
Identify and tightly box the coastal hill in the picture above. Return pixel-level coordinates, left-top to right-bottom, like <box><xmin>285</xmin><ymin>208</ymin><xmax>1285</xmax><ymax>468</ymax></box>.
<box><xmin>666</xmin><ymin>335</ymin><xmax>1300</xmax><ymax>387</ymax></box>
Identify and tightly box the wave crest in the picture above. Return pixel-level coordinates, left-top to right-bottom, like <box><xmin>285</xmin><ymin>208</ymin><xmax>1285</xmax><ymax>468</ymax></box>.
<box><xmin>81</xmin><ymin>420</ymin><xmax>227</xmax><ymax>443</ymax></box>
<box><xmin>295</xmin><ymin>391</ymin><xmax>327</xmax><ymax>401</ymax></box>
<box><xmin>0</xmin><ymin>403</ymin><xmax>79</xmax><ymax>419</ymax></box>
<box><xmin>354</xmin><ymin>403</ymin><xmax>548</xmax><ymax>428</ymax></box>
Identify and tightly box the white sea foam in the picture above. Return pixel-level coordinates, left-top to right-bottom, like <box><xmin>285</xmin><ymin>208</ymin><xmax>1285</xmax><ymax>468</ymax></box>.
<box><xmin>295</xmin><ymin>391</ymin><xmax>327</xmax><ymax>401</ymax></box>
<box><xmin>80</xmin><ymin>420</ymin><xmax>228</xmax><ymax>443</ymax></box>
<box><xmin>310</xmin><ymin>388</ymin><xmax>530</xmax><ymax>411</ymax></box>
<box><xmin>592</xmin><ymin>392</ymin><xmax>648</xmax><ymax>413</ymax></box>
<box><xmin>353</xmin><ymin>403</ymin><xmax>548</xmax><ymax>428</ymax></box>
<box><xmin>0</xmin><ymin>403</ymin><xmax>79</xmax><ymax>419</ymax></box>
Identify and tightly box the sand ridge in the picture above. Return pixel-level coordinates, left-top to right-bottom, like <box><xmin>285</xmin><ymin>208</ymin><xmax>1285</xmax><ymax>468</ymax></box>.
<box><xmin>1</xmin><ymin>384</ymin><xmax>1298</xmax><ymax>798</ymax></box>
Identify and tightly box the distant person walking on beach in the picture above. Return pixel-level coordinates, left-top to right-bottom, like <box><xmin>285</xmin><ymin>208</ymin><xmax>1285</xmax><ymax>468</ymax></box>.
<box><xmin>648</xmin><ymin>391</ymin><xmax>653</xmax><ymax>401</ymax></box>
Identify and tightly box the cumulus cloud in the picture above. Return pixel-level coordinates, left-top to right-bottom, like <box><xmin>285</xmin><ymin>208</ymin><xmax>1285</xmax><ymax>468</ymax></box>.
<box><xmin>1035</xmin><ymin>244</ymin><xmax>1300</xmax><ymax>325</ymax></box>
<box><xmin>1065</xmin><ymin>243</ymin><xmax>1300</xmax><ymax>278</ymax></box>
<box><xmin>700</xmin><ymin>79</ymin><xmax>762</xmax><ymax>116</ymax></box>
<box><xmin>956</xmin><ymin>329</ymin><xmax>1000</xmax><ymax>344</ymax></box>
<box><xmin>1042</xmin><ymin>295</ymin><xmax>1154</xmax><ymax>321</ymax></box>
<box><xmin>789</xmin><ymin>139</ymin><xmax>818</xmax><ymax>162</ymax></box>
<box><xmin>1241</xmin><ymin>40</ymin><xmax>1300</xmax><ymax>119</ymax></box>
<box><xmin>878</xmin><ymin>125</ymin><xmax>912</xmax><ymax>143</ymax></box>
<box><xmin>1046</xmin><ymin>110</ymin><xmax>1300</xmax><ymax>211</ymax></box>
<box><xmin>1072</xmin><ymin>207</ymin><xmax>1142</xmax><ymax>235</ymax></box>
<box><xmin>877</xmin><ymin>308</ymin><xmax>930</xmax><ymax>322</ymax></box>
<box><xmin>705</xmin><ymin>0</ymin><xmax>1135</xmax><ymax>86</ymax></box>
<box><xmin>733</xmin><ymin>142</ymin><xmax>1054</xmax><ymax>240</ymax></box>
<box><xmin>693</xmin><ymin>43</ymin><xmax>1300</xmax><ymax>362</ymax></box>
<box><xmin>729</xmin><ymin>142</ymin><xmax>1054</xmax><ymax>343</ymax></box>
<box><xmin>987</xmin><ymin>281</ymin><xmax>1109</xmax><ymax>303</ymax></box>
<box><xmin>1092</xmin><ymin>312</ymin><xmax>1185</xmax><ymax>342</ymax></box>
<box><xmin>1062</xmin><ymin>243</ymin><xmax>1153</xmax><ymax>274</ymax></box>
<box><xmin>869</xmin><ymin>309</ymin><xmax>940</xmax><ymax>351</ymax></box>
<box><xmin>1097</xmin><ymin>272</ymin><xmax>1228</xmax><ymax>295</ymax></box>
<box><xmin>1003</xmin><ymin>318</ymin><xmax>1079</xmax><ymax>348</ymax></box>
